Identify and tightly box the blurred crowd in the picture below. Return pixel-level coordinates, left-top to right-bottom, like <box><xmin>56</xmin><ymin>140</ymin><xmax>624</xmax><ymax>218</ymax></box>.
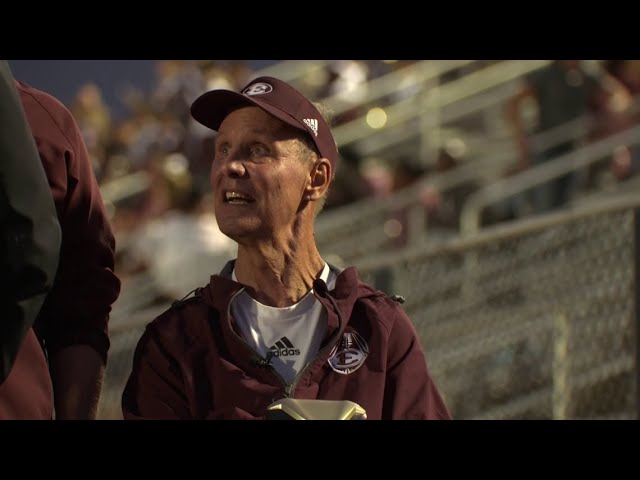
<box><xmin>382</xmin><ymin>60</ymin><xmax>640</xmax><ymax>243</ymax></box>
<box><xmin>69</xmin><ymin>59</ymin><xmax>640</xmax><ymax>299</ymax></box>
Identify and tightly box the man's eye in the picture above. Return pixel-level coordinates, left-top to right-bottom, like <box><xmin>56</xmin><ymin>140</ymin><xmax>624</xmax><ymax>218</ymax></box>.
<box><xmin>215</xmin><ymin>146</ymin><xmax>229</xmax><ymax>159</ymax></box>
<box><xmin>252</xmin><ymin>145</ymin><xmax>268</xmax><ymax>156</ymax></box>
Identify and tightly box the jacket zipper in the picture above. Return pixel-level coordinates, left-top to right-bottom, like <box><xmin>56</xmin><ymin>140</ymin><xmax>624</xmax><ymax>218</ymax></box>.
<box><xmin>226</xmin><ymin>286</ymin><xmax>345</xmax><ymax>399</ymax></box>
<box><xmin>226</xmin><ymin>288</ymin><xmax>289</xmax><ymax>388</ymax></box>
<box><xmin>284</xmin><ymin>291</ymin><xmax>344</xmax><ymax>398</ymax></box>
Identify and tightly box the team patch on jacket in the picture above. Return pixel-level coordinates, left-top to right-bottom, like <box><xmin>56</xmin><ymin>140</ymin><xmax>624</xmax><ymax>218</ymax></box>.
<box><xmin>327</xmin><ymin>330</ymin><xmax>369</xmax><ymax>375</ymax></box>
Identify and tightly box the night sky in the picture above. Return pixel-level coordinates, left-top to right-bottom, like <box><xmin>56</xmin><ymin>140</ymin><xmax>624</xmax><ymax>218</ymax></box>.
<box><xmin>7</xmin><ymin>60</ymin><xmax>277</xmax><ymax>119</ymax></box>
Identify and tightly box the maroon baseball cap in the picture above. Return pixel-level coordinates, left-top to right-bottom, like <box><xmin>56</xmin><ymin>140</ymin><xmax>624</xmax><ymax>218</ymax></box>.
<box><xmin>190</xmin><ymin>76</ymin><xmax>338</xmax><ymax>170</ymax></box>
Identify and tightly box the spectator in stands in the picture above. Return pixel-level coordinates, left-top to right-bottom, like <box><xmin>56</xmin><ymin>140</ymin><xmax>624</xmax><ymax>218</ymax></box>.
<box><xmin>323</xmin><ymin>146</ymin><xmax>372</xmax><ymax>210</ymax></box>
<box><xmin>122</xmin><ymin>76</ymin><xmax>451</xmax><ymax>420</ymax></box>
<box><xmin>70</xmin><ymin>83</ymin><xmax>112</xmax><ymax>180</ymax></box>
<box><xmin>151</xmin><ymin>60</ymin><xmax>203</xmax><ymax>125</ymax></box>
<box><xmin>1</xmin><ymin>77</ymin><xmax>121</xmax><ymax>419</ymax></box>
<box><xmin>506</xmin><ymin>60</ymin><xmax>631</xmax><ymax>213</ymax></box>
<box><xmin>388</xmin><ymin>159</ymin><xmax>427</xmax><ymax>248</ymax></box>
<box><xmin>125</xmin><ymin>153</ymin><xmax>237</xmax><ymax>301</ymax></box>
<box><xmin>603</xmin><ymin>60</ymin><xmax>640</xmax><ymax>98</ymax></box>
<box><xmin>422</xmin><ymin>149</ymin><xmax>479</xmax><ymax>233</ymax></box>
<box><xmin>600</xmin><ymin>60</ymin><xmax>640</xmax><ymax>181</ymax></box>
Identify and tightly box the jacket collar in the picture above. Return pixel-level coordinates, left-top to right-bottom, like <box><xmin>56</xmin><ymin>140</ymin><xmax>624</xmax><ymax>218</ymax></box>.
<box><xmin>200</xmin><ymin>259</ymin><xmax>366</xmax><ymax>384</ymax></box>
<box><xmin>211</xmin><ymin>259</ymin><xmax>360</xmax><ymax>325</ymax></box>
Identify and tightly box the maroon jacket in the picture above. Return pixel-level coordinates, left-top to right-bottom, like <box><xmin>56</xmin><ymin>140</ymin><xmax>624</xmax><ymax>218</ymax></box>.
<box><xmin>123</xmin><ymin>262</ymin><xmax>451</xmax><ymax>420</ymax></box>
<box><xmin>0</xmin><ymin>82</ymin><xmax>120</xmax><ymax>419</ymax></box>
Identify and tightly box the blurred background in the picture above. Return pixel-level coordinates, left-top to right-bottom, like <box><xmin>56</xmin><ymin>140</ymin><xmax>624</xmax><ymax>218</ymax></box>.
<box><xmin>10</xmin><ymin>59</ymin><xmax>640</xmax><ymax>420</ymax></box>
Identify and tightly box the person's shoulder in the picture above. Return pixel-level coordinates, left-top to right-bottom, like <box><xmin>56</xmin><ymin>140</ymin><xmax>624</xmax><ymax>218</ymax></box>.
<box><xmin>15</xmin><ymin>80</ymin><xmax>78</xmax><ymax>148</ymax></box>
<box><xmin>146</xmin><ymin>287</ymin><xmax>213</xmax><ymax>341</ymax></box>
<box><xmin>357</xmin><ymin>282</ymin><xmax>405</xmax><ymax>304</ymax></box>
<box><xmin>16</xmin><ymin>80</ymin><xmax>73</xmax><ymax>119</ymax></box>
<box><xmin>336</xmin><ymin>266</ymin><xmax>401</xmax><ymax>305</ymax></box>
<box><xmin>355</xmin><ymin>279</ymin><xmax>407</xmax><ymax>330</ymax></box>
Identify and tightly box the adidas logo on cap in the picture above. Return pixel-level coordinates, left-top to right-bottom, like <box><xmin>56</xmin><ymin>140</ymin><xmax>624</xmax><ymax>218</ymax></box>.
<box><xmin>303</xmin><ymin>118</ymin><xmax>319</xmax><ymax>137</ymax></box>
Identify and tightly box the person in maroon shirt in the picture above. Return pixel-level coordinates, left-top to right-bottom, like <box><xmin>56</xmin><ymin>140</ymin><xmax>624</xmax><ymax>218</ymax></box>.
<box><xmin>0</xmin><ymin>61</ymin><xmax>60</xmax><ymax>418</ymax></box>
<box><xmin>0</xmin><ymin>80</ymin><xmax>121</xmax><ymax>419</ymax></box>
<box><xmin>122</xmin><ymin>77</ymin><xmax>451</xmax><ymax>420</ymax></box>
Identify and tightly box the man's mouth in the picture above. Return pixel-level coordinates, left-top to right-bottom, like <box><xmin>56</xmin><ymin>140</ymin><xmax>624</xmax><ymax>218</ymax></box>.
<box><xmin>224</xmin><ymin>191</ymin><xmax>255</xmax><ymax>204</ymax></box>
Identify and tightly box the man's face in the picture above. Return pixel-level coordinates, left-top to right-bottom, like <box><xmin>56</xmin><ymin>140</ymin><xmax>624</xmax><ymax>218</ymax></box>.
<box><xmin>211</xmin><ymin>106</ymin><xmax>314</xmax><ymax>243</ymax></box>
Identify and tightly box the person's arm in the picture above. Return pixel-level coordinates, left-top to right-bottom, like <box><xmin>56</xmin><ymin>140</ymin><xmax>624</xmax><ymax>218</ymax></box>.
<box><xmin>21</xmin><ymin>87</ymin><xmax>121</xmax><ymax>419</ymax></box>
<box><xmin>49</xmin><ymin>115</ymin><xmax>119</xmax><ymax>419</ymax></box>
<box><xmin>122</xmin><ymin>321</ymin><xmax>191</xmax><ymax>420</ymax></box>
<box><xmin>383</xmin><ymin>306</ymin><xmax>452</xmax><ymax>420</ymax></box>
<box><xmin>49</xmin><ymin>345</ymin><xmax>104</xmax><ymax>419</ymax></box>
<box><xmin>0</xmin><ymin>61</ymin><xmax>61</xmax><ymax>384</ymax></box>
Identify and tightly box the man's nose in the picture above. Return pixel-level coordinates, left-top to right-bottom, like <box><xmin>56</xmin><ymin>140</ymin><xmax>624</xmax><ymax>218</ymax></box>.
<box><xmin>220</xmin><ymin>152</ymin><xmax>247</xmax><ymax>178</ymax></box>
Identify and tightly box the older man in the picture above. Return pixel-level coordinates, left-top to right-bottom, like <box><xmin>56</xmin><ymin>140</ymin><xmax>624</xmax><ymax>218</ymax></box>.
<box><xmin>122</xmin><ymin>76</ymin><xmax>450</xmax><ymax>420</ymax></box>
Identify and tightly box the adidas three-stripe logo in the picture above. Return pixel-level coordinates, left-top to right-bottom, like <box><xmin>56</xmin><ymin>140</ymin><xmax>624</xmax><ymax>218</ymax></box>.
<box><xmin>302</xmin><ymin>118</ymin><xmax>318</xmax><ymax>137</ymax></box>
<box><xmin>272</xmin><ymin>336</ymin><xmax>294</xmax><ymax>350</ymax></box>
<box><xmin>268</xmin><ymin>336</ymin><xmax>301</xmax><ymax>357</ymax></box>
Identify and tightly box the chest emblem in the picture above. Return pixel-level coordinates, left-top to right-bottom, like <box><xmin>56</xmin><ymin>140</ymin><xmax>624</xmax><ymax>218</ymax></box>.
<box><xmin>327</xmin><ymin>331</ymin><xmax>369</xmax><ymax>375</ymax></box>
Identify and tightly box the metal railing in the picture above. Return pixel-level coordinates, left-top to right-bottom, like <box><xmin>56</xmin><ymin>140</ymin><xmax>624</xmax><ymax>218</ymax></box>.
<box><xmin>100</xmin><ymin>171</ymin><xmax>150</xmax><ymax>206</ymax></box>
<box><xmin>332</xmin><ymin>60</ymin><xmax>550</xmax><ymax>151</ymax></box>
<box><xmin>251</xmin><ymin>60</ymin><xmax>331</xmax><ymax>86</ymax></box>
<box><xmin>460</xmin><ymin>124</ymin><xmax>640</xmax><ymax>235</ymax></box>
<box><xmin>323</xmin><ymin>60</ymin><xmax>479</xmax><ymax>117</ymax></box>
<box><xmin>315</xmin><ymin>104</ymin><xmax>603</xmax><ymax>265</ymax></box>
<box><xmin>354</xmin><ymin>194</ymin><xmax>640</xmax><ymax>419</ymax></box>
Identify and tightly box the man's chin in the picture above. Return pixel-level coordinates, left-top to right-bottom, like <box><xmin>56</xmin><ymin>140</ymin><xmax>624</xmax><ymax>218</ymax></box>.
<box><xmin>218</xmin><ymin>223</ymin><xmax>265</xmax><ymax>244</ymax></box>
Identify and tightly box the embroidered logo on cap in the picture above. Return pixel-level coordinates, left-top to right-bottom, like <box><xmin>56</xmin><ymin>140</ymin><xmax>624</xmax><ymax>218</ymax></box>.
<box><xmin>327</xmin><ymin>331</ymin><xmax>369</xmax><ymax>375</ymax></box>
<box><xmin>302</xmin><ymin>118</ymin><xmax>319</xmax><ymax>137</ymax></box>
<box><xmin>243</xmin><ymin>82</ymin><xmax>273</xmax><ymax>96</ymax></box>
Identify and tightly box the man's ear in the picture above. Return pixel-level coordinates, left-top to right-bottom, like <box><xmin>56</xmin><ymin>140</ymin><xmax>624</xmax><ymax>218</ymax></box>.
<box><xmin>306</xmin><ymin>158</ymin><xmax>332</xmax><ymax>201</ymax></box>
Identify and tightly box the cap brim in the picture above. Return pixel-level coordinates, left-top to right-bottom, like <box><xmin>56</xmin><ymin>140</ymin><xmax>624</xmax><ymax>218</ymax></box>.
<box><xmin>190</xmin><ymin>90</ymin><xmax>306</xmax><ymax>134</ymax></box>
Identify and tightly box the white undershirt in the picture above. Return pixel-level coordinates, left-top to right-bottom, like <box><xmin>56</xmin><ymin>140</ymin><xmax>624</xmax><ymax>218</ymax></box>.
<box><xmin>231</xmin><ymin>263</ymin><xmax>337</xmax><ymax>384</ymax></box>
